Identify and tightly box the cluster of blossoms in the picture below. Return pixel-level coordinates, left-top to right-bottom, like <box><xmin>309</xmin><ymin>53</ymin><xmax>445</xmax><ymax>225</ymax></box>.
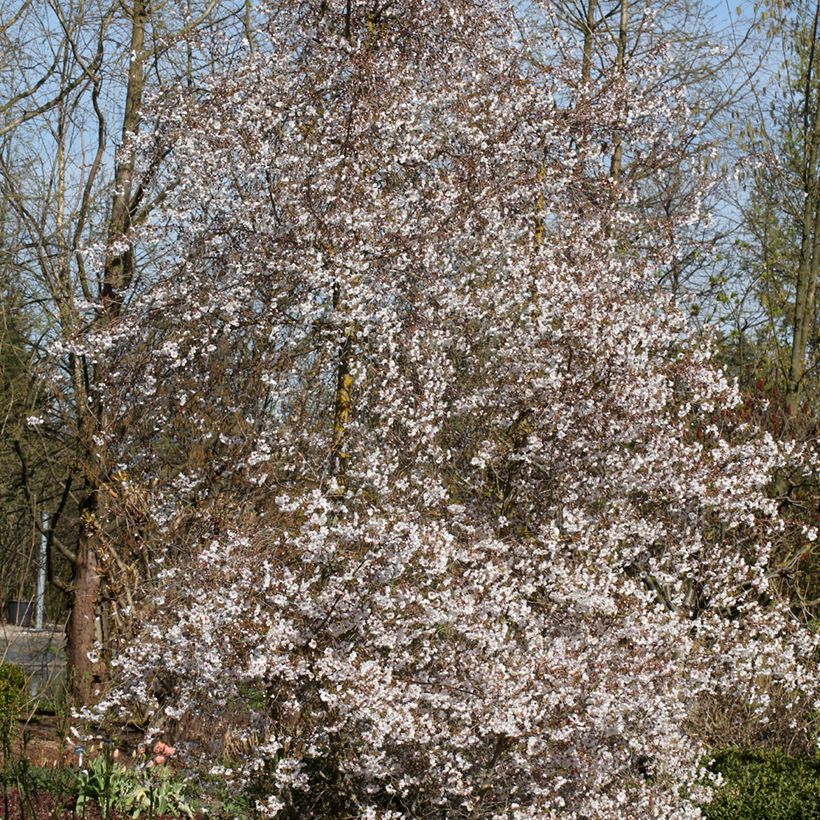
<box><xmin>93</xmin><ymin>1</ymin><xmax>817</xmax><ymax>817</ymax></box>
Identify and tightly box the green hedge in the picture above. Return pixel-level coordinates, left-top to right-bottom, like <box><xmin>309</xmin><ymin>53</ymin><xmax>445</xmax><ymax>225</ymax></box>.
<box><xmin>0</xmin><ymin>662</ymin><xmax>26</xmax><ymax>751</ymax></box>
<box><xmin>704</xmin><ymin>749</ymin><xmax>820</xmax><ymax>820</ymax></box>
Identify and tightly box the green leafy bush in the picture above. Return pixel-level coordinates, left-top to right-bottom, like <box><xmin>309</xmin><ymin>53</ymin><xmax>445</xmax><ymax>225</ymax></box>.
<box><xmin>704</xmin><ymin>749</ymin><xmax>820</xmax><ymax>820</ymax></box>
<box><xmin>2</xmin><ymin>760</ymin><xmax>75</xmax><ymax>806</ymax></box>
<box><xmin>18</xmin><ymin>762</ymin><xmax>75</xmax><ymax>796</ymax></box>
<box><xmin>0</xmin><ymin>663</ymin><xmax>26</xmax><ymax>753</ymax></box>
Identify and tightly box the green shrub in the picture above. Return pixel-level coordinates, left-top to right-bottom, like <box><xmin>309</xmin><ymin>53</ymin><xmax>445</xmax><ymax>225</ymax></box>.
<box><xmin>704</xmin><ymin>748</ymin><xmax>820</xmax><ymax>820</ymax></box>
<box><xmin>0</xmin><ymin>663</ymin><xmax>26</xmax><ymax>753</ymax></box>
<box><xmin>18</xmin><ymin>762</ymin><xmax>75</xmax><ymax>796</ymax></box>
<box><xmin>1</xmin><ymin>760</ymin><xmax>75</xmax><ymax>805</ymax></box>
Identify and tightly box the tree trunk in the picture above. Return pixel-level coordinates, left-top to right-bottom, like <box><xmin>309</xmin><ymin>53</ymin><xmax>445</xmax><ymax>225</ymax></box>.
<box><xmin>580</xmin><ymin>0</ymin><xmax>597</xmax><ymax>90</ymax></box>
<box><xmin>67</xmin><ymin>495</ymin><xmax>102</xmax><ymax>704</ymax></box>
<box><xmin>328</xmin><ymin>273</ymin><xmax>355</xmax><ymax>499</ymax></box>
<box><xmin>785</xmin><ymin>5</ymin><xmax>820</xmax><ymax>418</ymax></box>
<box><xmin>66</xmin><ymin>0</ymin><xmax>146</xmax><ymax>706</ymax></box>
<box><xmin>786</xmin><ymin>195</ymin><xmax>820</xmax><ymax>417</ymax></box>
<box><xmin>609</xmin><ymin>0</ymin><xmax>628</xmax><ymax>182</ymax></box>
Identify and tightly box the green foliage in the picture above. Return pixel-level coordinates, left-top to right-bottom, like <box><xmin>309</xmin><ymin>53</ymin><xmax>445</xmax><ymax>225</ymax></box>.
<box><xmin>1</xmin><ymin>760</ymin><xmax>75</xmax><ymax>802</ymax></box>
<box><xmin>116</xmin><ymin>764</ymin><xmax>196</xmax><ymax>819</ymax></box>
<box><xmin>76</xmin><ymin>757</ymin><xmax>196</xmax><ymax>819</ymax></box>
<box><xmin>237</xmin><ymin>682</ymin><xmax>267</xmax><ymax>712</ymax></box>
<box><xmin>704</xmin><ymin>749</ymin><xmax>820</xmax><ymax>820</ymax></box>
<box><xmin>190</xmin><ymin>770</ymin><xmax>255</xmax><ymax>818</ymax></box>
<box><xmin>0</xmin><ymin>663</ymin><xmax>26</xmax><ymax>752</ymax></box>
<box><xmin>75</xmin><ymin>755</ymin><xmax>128</xmax><ymax>816</ymax></box>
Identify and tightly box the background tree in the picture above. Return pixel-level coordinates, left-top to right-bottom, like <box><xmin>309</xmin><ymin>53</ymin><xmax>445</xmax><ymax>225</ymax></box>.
<box><xmin>723</xmin><ymin>0</ymin><xmax>820</xmax><ymax>615</ymax></box>
<box><xmin>0</xmin><ymin>0</ymin><xmax>253</xmax><ymax>704</ymax></box>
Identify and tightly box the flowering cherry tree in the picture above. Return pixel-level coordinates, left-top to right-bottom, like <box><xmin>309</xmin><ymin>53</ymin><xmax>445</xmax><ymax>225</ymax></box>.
<box><xmin>92</xmin><ymin>0</ymin><xmax>817</xmax><ymax>816</ymax></box>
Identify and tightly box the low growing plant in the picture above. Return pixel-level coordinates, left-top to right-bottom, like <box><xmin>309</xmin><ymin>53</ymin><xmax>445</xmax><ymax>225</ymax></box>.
<box><xmin>116</xmin><ymin>762</ymin><xmax>196</xmax><ymax>819</ymax></box>
<box><xmin>0</xmin><ymin>662</ymin><xmax>27</xmax><ymax>818</ymax></box>
<box><xmin>76</xmin><ymin>744</ymin><xmax>196</xmax><ymax>819</ymax></box>
<box><xmin>703</xmin><ymin>748</ymin><xmax>820</xmax><ymax>820</ymax></box>
<box><xmin>0</xmin><ymin>662</ymin><xmax>26</xmax><ymax>755</ymax></box>
<box><xmin>75</xmin><ymin>753</ymin><xmax>128</xmax><ymax>818</ymax></box>
<box><xmin>188</xmin><ymin>770</ymin><xmax>255</xmax><ymax>818</ymax></box>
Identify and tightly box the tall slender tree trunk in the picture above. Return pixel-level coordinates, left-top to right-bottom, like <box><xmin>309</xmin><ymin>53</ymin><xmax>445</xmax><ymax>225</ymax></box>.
<box><xmin>576</xmin><ymin>0</ymin><xmax>598</xmax><ymax>176</ymax></box>
<box><xmin>580</xmin><ymin>0</ymin><xmax>597</xmax><ymax>90</ymax></box>
<box><xmin>786</xmin><ymin>4</ymin><xmax>820</xmax><ymax>419</ymax></box>
<box><xmin>328</xmin><ymin>270</ymin><xmax>355</xmax><ymax>500</ymax></box>
<box><xmin>329</xmin><ymin>318</ymin><xmax>354</xmax><ymax>497</ymax></box>
<box><xmin>327</xmin><ymin>9</ymin><xmax>356</xmax><ymax>503</ymax></box>
<box><xmin>609</xmin><ymin>0</ymin><xmax>628</xmax><ymax>182</ymax></box>
<box><xmin>67</xmin><ymin>0</ymin><xmax>146</xmax><ymax>706</ymax></box>
<box><xmin>786</xmin><ymin>189</ymin><xmax>820</xmax><ymax>418</ymax></box>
